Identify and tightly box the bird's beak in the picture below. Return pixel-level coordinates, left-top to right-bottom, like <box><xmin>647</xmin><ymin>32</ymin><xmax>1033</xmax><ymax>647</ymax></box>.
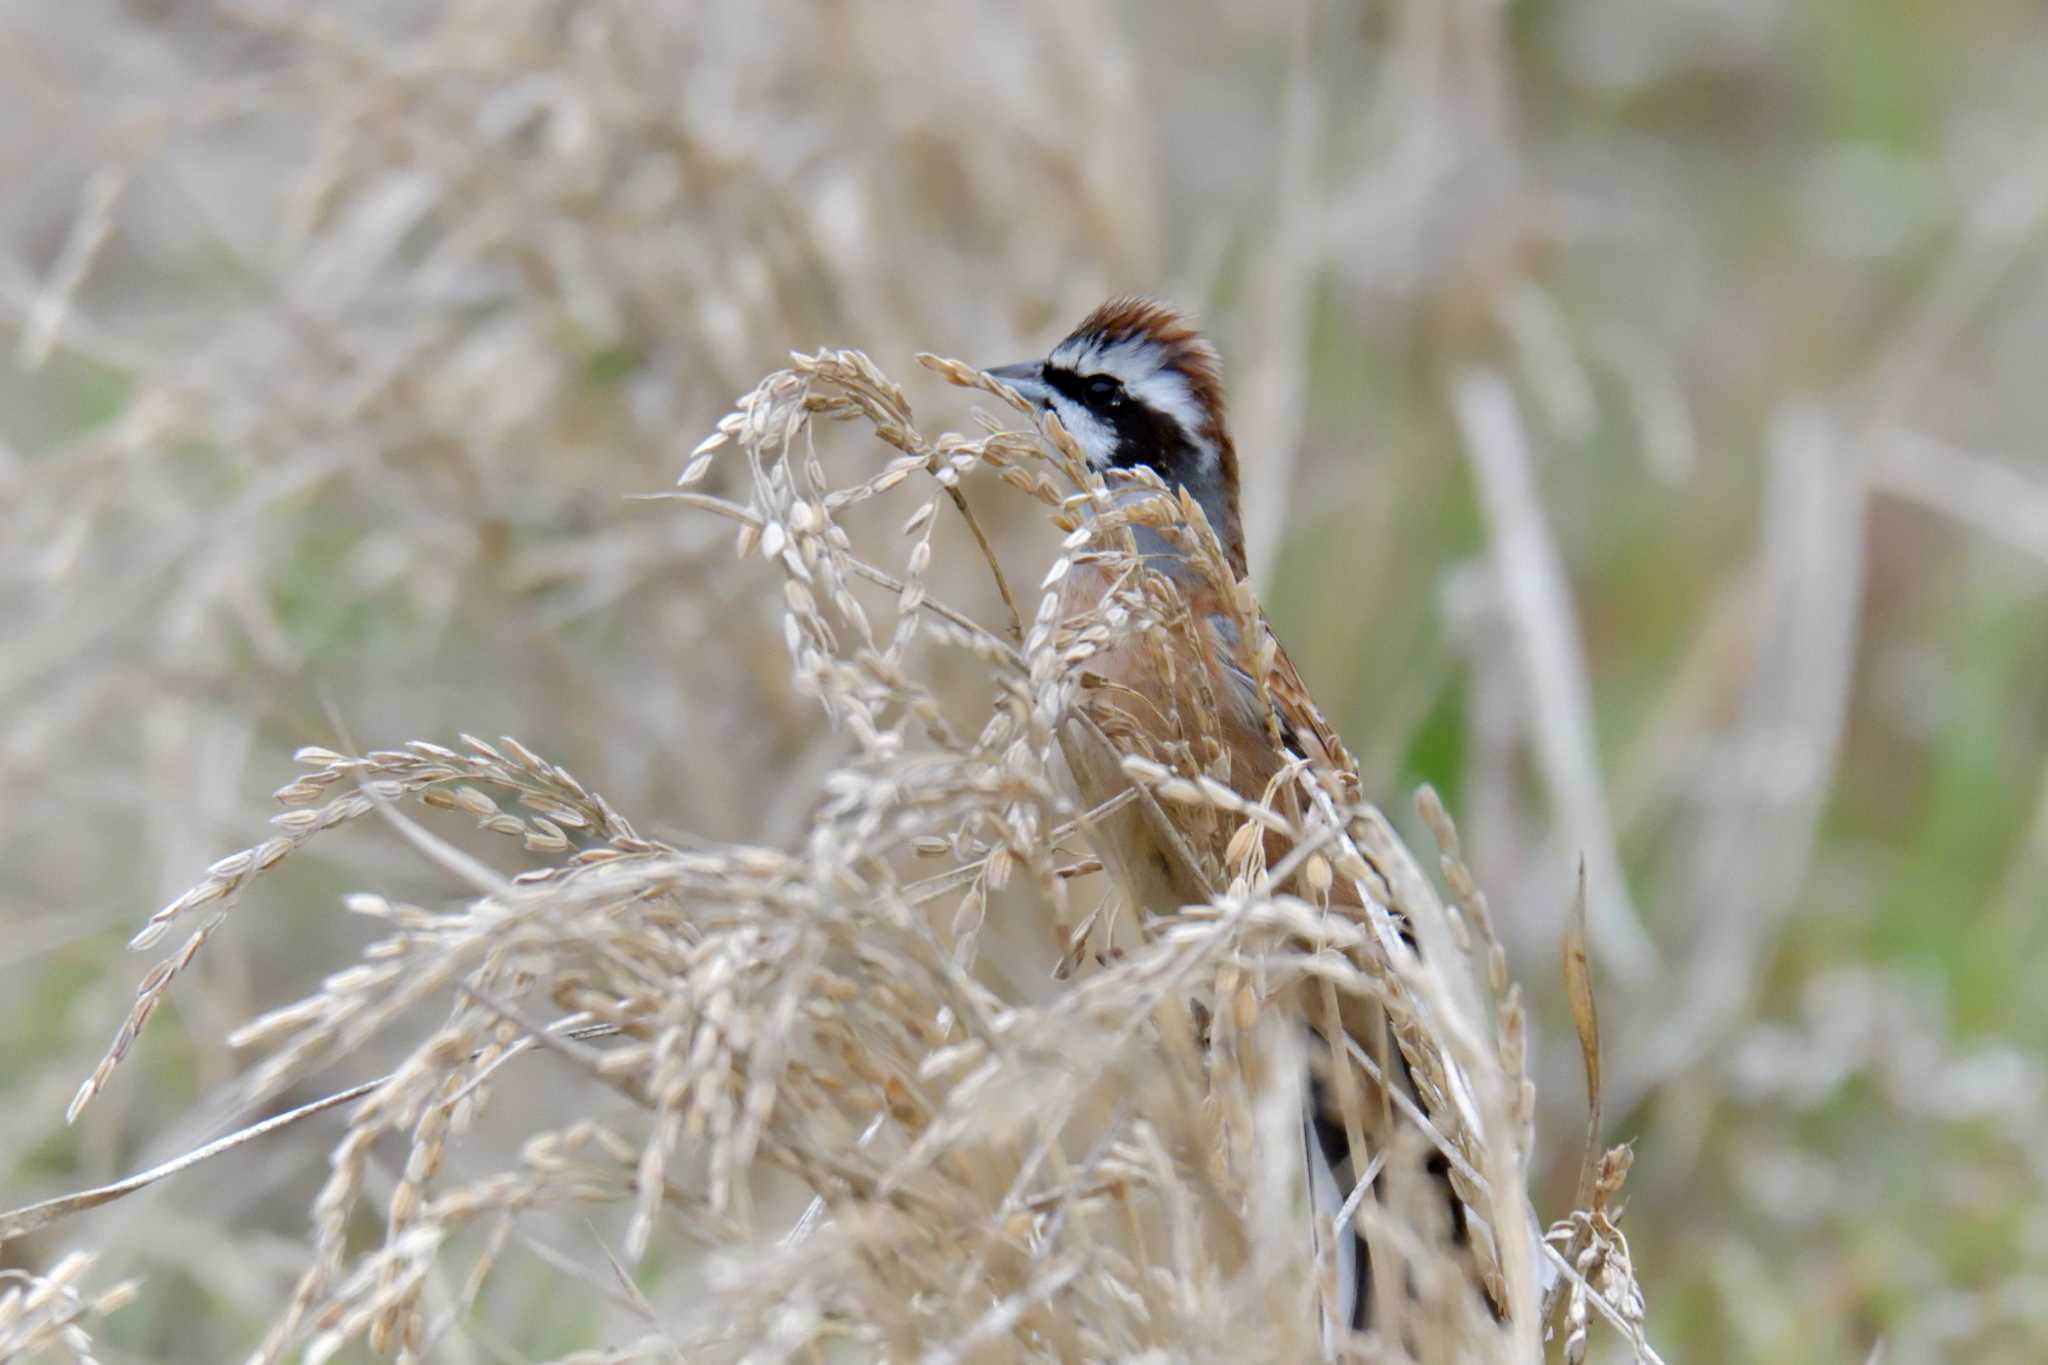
<box><xmin>983</xmin><ymin>361</ymin><xmax>1052</xmax><ymax>412</ymax></box>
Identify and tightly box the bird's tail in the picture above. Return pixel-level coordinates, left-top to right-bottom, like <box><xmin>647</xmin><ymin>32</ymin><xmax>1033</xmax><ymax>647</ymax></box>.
<box><xmin>1305</xmin><ymin>1041</ymin><xmax>1494</xmax><ymax>1351</ymax></box>
<box><xmin>1305</xmin><ymin>1071</ymin><xmax>1370</xmax><ymax>1343</ymax></box>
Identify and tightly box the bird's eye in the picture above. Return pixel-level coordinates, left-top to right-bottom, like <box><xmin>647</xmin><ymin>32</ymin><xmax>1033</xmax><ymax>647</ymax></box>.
<box><xmin>1085</xmin><ymin>376</ymin><xmax>1120</xmax><ymax>406</ymax></box>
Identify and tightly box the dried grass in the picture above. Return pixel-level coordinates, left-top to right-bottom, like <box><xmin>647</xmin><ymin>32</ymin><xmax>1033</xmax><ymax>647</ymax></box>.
<box><xmin>0</xmin><ymin>1253</ymin><xmax>134</xmax><ymax>1364</ymax></box>
<box><xmin>6</xmin><ymin>3</ymin><xmax>2048</xmax><ymax>1363</ymax></box>
<box><xmin>14</xmin><ymin>343</ymin><xmax>1656</xmax><ymax>1362</ymax></box>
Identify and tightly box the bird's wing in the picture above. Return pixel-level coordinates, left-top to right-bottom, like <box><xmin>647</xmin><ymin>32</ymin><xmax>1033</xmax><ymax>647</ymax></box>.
<box><xmin>1208</xmin><ymin>621</ymin><xmax>1363</xmax><ymax>828</ymax></box>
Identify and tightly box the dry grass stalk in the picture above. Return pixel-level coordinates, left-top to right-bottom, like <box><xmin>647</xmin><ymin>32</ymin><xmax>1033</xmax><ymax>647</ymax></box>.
<box><xmin>0</xmin><ymin>1252</ymin><xmax>137</xmax><ymax>1364</ymax></box>
<box><xmin>33</xmin><ymin>344</ymin><xmax>1658</xmax><ymax>1363</ymax></box>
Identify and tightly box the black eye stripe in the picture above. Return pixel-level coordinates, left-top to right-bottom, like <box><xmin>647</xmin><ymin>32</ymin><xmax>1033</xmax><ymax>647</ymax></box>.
<box><xmin>1043</xmin><ymin>367</ymin><xmax>1123</xmax><ymax>409</ymax></box>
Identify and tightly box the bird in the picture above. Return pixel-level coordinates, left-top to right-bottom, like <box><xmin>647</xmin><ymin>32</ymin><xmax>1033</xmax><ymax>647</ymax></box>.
<box><xmin>983</xmin><ymin>297</ymin><xmax>1493</xmax><ymax>1344</ymax></box>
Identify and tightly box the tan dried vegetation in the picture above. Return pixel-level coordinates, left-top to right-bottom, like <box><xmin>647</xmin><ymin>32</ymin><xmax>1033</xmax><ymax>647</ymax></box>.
<box><xmin>8</xmin><ymin>3</ymin><xmax>2048</xmax><ymax>1364</ymax></box>
<box><xmin>11</xmin><ymin>336</ymin><xmax>1652</xmax><ymax>1363</ymax></box>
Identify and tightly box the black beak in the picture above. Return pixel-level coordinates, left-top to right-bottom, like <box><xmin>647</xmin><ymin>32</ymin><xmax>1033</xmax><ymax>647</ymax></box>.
<box><xmin>983</xmin><ymin>361</ymin><xmax>1053</xmax><ymax>410</ymax></box>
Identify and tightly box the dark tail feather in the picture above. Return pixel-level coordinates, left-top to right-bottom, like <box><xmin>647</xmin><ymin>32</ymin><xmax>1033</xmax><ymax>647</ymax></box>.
<box><xmin>1305</xmin><ymin>1072</ymin><xmax>1371</xmax><ymax>1337</ymax></box>
<box><xmin>1305</xmin><ymin>1051</ymin><xmax>1486</xmax><ymax>1346</ymax></box>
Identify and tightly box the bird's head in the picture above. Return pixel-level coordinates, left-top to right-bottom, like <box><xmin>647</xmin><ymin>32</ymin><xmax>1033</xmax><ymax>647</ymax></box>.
<box><xmin>987</xmin><ymin>296</ymin><xmax>1243</xmax><ymax>575</ymax></box>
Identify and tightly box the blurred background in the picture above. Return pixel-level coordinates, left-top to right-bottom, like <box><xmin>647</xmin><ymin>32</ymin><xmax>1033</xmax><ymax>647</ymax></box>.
<box><xmin>3</xmin><ymin>1</ymin><xmax>2046</xmax><ymax>1360</ymax></box>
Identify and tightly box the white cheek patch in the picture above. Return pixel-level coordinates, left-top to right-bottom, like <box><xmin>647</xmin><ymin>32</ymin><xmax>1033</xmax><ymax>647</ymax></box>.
<box><xmin>1046</xmin><ymin>394</ymin><xmax>1120</xmax><ymax>469</ymax></box>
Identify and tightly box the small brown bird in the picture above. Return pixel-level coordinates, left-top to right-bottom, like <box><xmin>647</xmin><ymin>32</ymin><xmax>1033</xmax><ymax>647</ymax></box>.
<box><xmin>987</xmin><ymin>297</ymin><xmax>1487</xmax><ymax>1341</ymax></box>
